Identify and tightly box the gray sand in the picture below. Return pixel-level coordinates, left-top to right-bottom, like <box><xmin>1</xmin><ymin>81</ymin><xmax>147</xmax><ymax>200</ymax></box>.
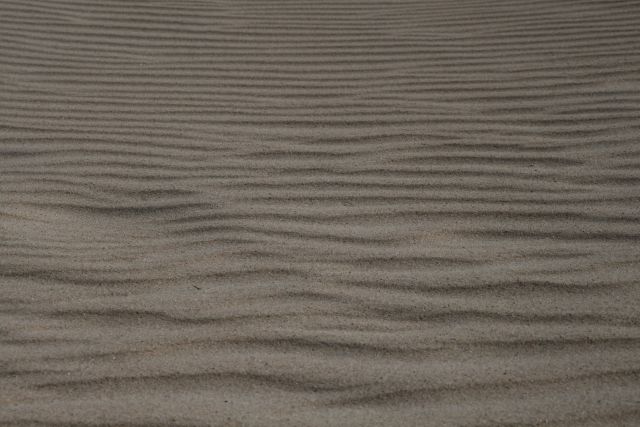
<box><xmin>1</xmin><ymin>0</ymin><xmax>640</xmax><ymax>425</ymax></box>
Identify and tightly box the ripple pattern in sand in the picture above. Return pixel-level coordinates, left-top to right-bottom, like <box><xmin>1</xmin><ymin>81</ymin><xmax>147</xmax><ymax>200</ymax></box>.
<box><xmin>1</xmin><ymin>0</ymin><xmax>640</xmax><ymax>426</ymax></box>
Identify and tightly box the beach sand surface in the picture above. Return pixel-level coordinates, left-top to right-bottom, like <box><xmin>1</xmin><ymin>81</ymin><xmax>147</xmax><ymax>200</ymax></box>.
<box><xmin>1</xmin><ymin>0</ymin><xmax>640</xmax><ymax>425</ymax></box>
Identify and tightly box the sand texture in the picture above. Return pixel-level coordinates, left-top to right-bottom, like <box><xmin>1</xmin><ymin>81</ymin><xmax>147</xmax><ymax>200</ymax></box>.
<box><xmin>1</xmin><ymin>0</ymin><xmax>640</xmax><ymax>425</ymax></box>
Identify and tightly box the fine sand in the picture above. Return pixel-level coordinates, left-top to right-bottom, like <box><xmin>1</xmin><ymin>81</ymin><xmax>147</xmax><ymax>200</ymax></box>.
<box><xmin>1</xmin><ymin>0</ymin><xmax>640</xmax><ymax>426</ymax></box>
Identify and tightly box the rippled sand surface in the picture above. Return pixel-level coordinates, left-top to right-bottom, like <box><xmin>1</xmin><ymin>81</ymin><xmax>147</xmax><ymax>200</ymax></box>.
<box><xmin>1</xmin><ymin>0</ymin><xmax>640</xmax><ymax>425</ymax></box>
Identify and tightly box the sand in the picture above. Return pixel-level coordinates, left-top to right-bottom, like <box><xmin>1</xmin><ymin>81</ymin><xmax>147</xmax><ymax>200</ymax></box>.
<box><xmin>1</xmin><ymin>0</ymin><xmax>640</xmax><ymax>425</ymax></box>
